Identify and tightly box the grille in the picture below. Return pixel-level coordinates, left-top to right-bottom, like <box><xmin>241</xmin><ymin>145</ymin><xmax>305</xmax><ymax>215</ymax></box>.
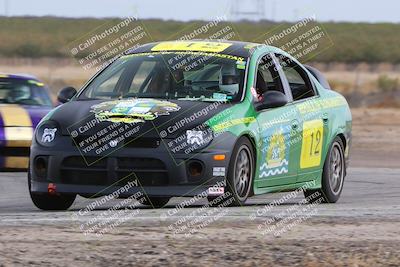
<box><xmin>117</xmin><ymin>157</ymin><xmax>165</xmax><ymax>169</ymax></box>
<box><xmin>60</xmin><ymin>156</ymin><xmax>108</xmax><ymax>185</ymax></box>
<box><xmin>124</xmin><ymin>137</ymin><xmax>160</xmax><ymax>148</ymax></box>
<box><xmin>62</xmin><ymin>156</ymin><xmax>107</xmax><ymax>169</ymax></box>
<box><xmin>71</xmin><ymin>137</ymin><xmax>160</xmax><ymax>148</ymax></box>
<box><xmin>60</xmin><ymin>156</ymin><xmax>168</xmax><ymax>186</ymax></box>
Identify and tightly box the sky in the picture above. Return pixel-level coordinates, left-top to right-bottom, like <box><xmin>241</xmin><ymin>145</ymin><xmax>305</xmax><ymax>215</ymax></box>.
<box><xmin>1</xmin><ymin>0</ymin><xmax>400</xmax><ymax>23</ymax></box>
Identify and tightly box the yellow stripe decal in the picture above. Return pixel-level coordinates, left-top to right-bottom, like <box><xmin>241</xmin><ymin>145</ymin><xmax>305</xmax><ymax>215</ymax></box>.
<box><xmin>0</xmin><ymin>105</ymin><xmax>33</xmax><ymax>147</ymax></box>
<box><xmin>0</xmin><ymin>105</ymin><xmax>32</xmax><ymax>126</ymax></box>
<box><xmin>151</xmin><ymin>41</ymin><xmax>232</xmax><ymax>53</ymax></box>
<box><xmin>4</xmin><ymin>157</ymin><xmax>29</xmax><ymax>169</ymax></box>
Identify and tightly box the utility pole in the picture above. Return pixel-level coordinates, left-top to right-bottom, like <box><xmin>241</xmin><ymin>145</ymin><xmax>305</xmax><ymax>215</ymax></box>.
<box><xmin>4</xmin><ymin>0</ymin><xmax>8</xmax><ymax>16</ymax></box>
<box><xmin>230</xmin><ymin>0</ymin><xmax>266</xmax><ymax>21</ymax></box>
<box><xmin>271</xmin><ymin>0</ymin><xmax>276</xmax><ymax>21</ymax></box>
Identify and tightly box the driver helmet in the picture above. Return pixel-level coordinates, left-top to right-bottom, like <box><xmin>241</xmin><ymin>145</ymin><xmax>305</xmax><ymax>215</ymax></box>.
<box><xmin>7</xmin><ymin>85</ymin><xmax>30</xmax><ymax>103</ymax></box>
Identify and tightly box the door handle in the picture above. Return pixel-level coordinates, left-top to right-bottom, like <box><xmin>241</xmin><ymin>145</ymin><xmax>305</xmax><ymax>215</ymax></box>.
<box><xmin>322</xmin><ymin>113</ymin><xmax>329</xmax><ymax>123</ymax></box>
<box><xmin>291</xmin><ymin>120</ymin><xmax>299</xmax><ymax>129</ymax></box>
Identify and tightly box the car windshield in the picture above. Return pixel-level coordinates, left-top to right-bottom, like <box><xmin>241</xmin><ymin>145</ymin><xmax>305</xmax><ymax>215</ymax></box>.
<box><xmin>0</xmin><ymin>78</ymin><xmax>52</xmax><ymax>106</ymax></box>
<box><xmin>78</xmin><ymin>52</ymin><xmax>247</xmax><ymax>102</ymax></box>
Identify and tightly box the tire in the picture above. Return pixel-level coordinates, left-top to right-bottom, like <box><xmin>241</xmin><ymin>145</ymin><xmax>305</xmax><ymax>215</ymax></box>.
<box><xmin>210</xmin><ymin>136</ymin><xmax>254</xmax><ymax>206</ymax></box>
<box><xmin>140</xmin><ymin>196</ymin><xmax>170</xmax><ymax>208</ymax></box>
<box><xmin>28</xmin><ymin>170</ymin><xmax>76</xmax><ymax>211</ymax></box>
<box><xmin>304</xmin><ymin>136</ymin><xmax>345</xmax><ymax>203</ymax></box>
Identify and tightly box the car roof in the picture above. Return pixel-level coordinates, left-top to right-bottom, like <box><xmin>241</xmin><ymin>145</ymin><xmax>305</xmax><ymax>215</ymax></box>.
<box><xmin>125</xmin><ymin>40</ymin><xmax>270</xmax><ymax>58</ymax></box>
<box><xmin>0</xmin><ymin>73</ymin><xmax>40</xmax><ymax>81</ymax></box>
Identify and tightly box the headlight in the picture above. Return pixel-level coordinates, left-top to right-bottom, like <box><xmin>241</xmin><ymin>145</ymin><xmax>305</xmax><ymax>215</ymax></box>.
<box><xmin>35</xmin><ymin>120</ymin><xmax>59</xmax><ymax>146</ymax></box>
<box><xmin>165</xmin><ymin>125</ymin><xmax>214</xmax><ymax>154</ymax></box>
<box><xmin>186</xmin><ymin>126</ymin><xmax>213</xmax><ymax>150</ymax></box>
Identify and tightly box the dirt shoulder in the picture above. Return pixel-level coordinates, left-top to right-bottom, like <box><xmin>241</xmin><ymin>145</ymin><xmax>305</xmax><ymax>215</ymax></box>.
<box><xmin>350</xmin><ymin>108</ymin><xmax>400</xmax><ymax>168</ymax></box>
<box><xmin>0</xmin><ymin>217</ymin><xmax>399</xmax><ymax>267</ymax></box>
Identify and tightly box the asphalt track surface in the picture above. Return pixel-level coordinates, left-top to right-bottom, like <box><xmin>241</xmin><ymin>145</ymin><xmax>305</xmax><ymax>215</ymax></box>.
<box><xmin>1</xmin><ymin>167</ymin><xmax>399</xmax><ymax>222</ymax></box>
<box><xmin>1</xmin><ymin>167</ymin><xmax>400</xmax><ymax>266</ymax></box>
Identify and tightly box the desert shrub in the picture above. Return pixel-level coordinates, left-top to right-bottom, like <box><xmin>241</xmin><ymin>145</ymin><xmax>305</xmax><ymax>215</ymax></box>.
<box><xmin>377</xmin><ymin>75</ymin><xmax>398</xmax><ymax>93</ymax></box>
<box><xmin>2</xmin><ymin>18</ymin><xmax>400</xmax><ymax>63</ymax></box>
<box><xmin>328</xmin><ymin>79</ymin><xmax>352</xmax><ymax>93</ymax></box>
<box><xmin>13</xmin><ymin>44</ymin><xmax>43</xmax><ymax>58</ymax></box>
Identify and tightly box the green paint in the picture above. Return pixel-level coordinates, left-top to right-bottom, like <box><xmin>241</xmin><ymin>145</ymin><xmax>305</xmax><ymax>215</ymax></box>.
<box><xmin>206</xmin><ymin>45</ymin><xmax>352</xmax><ymax>195</ymax></box>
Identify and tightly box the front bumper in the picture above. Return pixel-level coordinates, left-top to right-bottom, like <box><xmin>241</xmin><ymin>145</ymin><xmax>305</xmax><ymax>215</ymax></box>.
<box><xmin>30</xmin><ymin>134</ymin><xmax>235</xmax><ymax>197</ymax></box>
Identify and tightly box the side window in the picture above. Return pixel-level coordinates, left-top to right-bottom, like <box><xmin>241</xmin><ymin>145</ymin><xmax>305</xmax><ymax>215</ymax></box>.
<box><xmin>254</xmin><ymin>54</ymin><xmax>284</xmax><ymax>101</ymax></box>
<box><xmin>276</xmin><ymin>54</ymin><xmax>315</xmax><ymax>101</ymax></box>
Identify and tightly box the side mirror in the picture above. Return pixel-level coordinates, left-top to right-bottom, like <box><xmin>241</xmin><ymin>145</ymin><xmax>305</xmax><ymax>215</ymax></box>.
<box><xmin>255</xmin><ymin>91</ymin><xmax>288</xmax><ymax>111</ymax></box>
<box><xmin>57</xmin><ymin>87</ymin><xmax>77</xmax><ymax>103</ymax></box>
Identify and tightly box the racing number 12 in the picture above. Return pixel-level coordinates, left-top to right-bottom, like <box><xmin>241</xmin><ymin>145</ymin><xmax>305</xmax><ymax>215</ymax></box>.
<box><xmin>300</xmin><ymin>119</ymin><xmax>324</xmax><ymax>169</ymax></box>
<box><xmin>309</xmin><ymin>130</ymin><xmax>321</xmax><ymax>156</ymax></box>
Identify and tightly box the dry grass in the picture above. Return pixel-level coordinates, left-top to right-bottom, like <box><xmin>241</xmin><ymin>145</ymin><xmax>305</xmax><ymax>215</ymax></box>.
<box><xmin>1</xmin><ymin>59</ymin><xmax>399</xmax><ymax>107</ymax></box>
<box><xmin>0</xmin><ymin>58</ymin><xmax>95</xmax><ymax>97</ymax></box>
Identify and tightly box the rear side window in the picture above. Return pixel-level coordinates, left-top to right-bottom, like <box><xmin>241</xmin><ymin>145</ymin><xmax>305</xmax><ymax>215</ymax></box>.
<box><xmin>276</xmin><ymin>54</ymin><xmax>315</xmax><ymax>101</ymax></box>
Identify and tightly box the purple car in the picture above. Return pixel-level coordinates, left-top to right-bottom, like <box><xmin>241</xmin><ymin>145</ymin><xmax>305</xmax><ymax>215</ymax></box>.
<box><xmin>0</xmin><ymin>74</ymin><xmax>53</xmax><ymax>169</ymax></box>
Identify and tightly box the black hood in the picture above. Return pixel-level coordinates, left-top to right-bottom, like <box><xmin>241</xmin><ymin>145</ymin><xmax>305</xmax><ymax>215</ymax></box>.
<box><xmin>51</xmin><ymin>99</ymin><xmax>231</xmax><ymax>139</ymax></box>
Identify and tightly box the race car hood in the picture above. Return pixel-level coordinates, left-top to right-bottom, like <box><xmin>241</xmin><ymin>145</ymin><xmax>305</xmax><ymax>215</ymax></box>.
<box><xmin>49</xmin><ymin>99</ymin><xmax>231</xmax><ymax>138</ymax></box>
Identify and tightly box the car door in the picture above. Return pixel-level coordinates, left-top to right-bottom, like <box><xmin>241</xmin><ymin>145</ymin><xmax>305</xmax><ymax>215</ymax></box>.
<box><xmin>253</xmin><ymin>53</ymin><xmax>302</xmax><ymax>188</ymax></box>
<box><xmin>275</xmin><ymin>54</ymin><xmax>329</xmax><ymax>183</ymax></box>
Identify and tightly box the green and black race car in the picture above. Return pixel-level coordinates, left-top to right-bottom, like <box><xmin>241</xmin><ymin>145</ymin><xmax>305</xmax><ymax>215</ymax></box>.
<box><xmin>29</xmin><ymin>40</ymin><xmax>352</xmax><ymax>210</ymax></box>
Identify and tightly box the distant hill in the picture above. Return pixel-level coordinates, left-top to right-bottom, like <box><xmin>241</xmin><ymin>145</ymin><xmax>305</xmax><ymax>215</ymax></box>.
<box><xmin>0</xmin><ymin>17</ymin><xmax>399</xmax><ymax>63</ymax></box>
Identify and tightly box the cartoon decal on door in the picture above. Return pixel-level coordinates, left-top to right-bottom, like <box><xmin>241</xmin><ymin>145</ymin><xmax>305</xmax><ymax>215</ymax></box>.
<box><xmin>259</xmin><ymin>127</ymin><xmax>291</xmax><ymax>178</ymax></box>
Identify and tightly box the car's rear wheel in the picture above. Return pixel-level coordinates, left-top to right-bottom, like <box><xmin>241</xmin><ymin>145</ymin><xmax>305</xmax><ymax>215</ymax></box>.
<box><xmin>140</xmin><ymin>196</ymin><xmax>170</xmax><ymax>208</ymax></box>
<box><xmin>209</xmin><ymin>137</ymin><xmax>254</xmax><ymax>206</ymax></box>
<box><xmin>28</xmin><ymin>171</ymin><xmax>76</xmax><ymax>211</ymax></box>
<box><xmin>304</xmin><ymin>136</ymin><xmax>345</xmax><ymax>203</ymax></box>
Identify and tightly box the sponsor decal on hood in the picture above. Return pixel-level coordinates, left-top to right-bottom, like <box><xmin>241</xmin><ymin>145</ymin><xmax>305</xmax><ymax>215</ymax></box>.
<box><xmin>90</xmin><ymin>99</ymin><xmax>181</xmax><ymax>124</ymax></box>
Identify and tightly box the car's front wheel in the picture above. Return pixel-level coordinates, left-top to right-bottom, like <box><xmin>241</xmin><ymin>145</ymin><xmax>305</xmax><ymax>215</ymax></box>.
<box><xmin>304</xmin><ymin>136</ymin><xmax>345</xmax><ymax>203</ymax></box>
<box><xmin>28</xmin><ymin>172</ymin><xmax>76</xmax><ymax>211</ymax></box>
<box><xmin>211</xmin><ymin>137</ymin><xmax>254</xmax><ymax>207</ymax></box>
